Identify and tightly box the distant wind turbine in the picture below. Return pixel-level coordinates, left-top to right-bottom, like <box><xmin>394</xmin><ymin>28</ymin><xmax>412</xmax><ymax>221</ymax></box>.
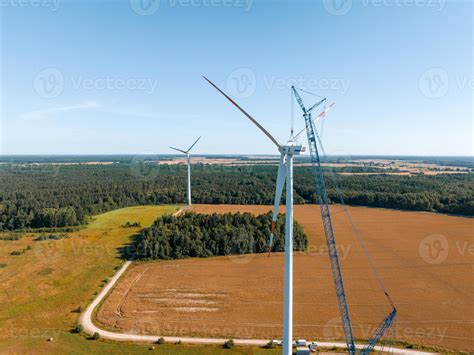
<box><xmin>170</xmin><ymin>137</ymin><xmax>201</xmax><ymax>206</ymax></box>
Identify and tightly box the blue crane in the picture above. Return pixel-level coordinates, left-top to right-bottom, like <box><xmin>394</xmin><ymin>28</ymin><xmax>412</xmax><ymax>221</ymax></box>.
<box><xmin>291</xmin><ymin>86</ymin><xmax>397</xmax><ymax>354</ymax></box>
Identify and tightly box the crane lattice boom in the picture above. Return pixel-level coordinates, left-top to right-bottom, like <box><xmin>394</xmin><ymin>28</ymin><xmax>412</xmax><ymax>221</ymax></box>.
<box><xmin>293</xmin><ymin>86</ymin><xmax>356</xmax><ymax>354</ymax></box>
<box><xmin>292</xmin><ymin>86</ymin><xmax>396</xmax><ymax>354</ymax></box>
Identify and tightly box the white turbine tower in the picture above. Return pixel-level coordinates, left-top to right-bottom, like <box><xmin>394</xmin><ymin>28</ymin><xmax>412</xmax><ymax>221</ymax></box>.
<box><xmin>170</xmin><ymin>137</ymin><xmax>201</xmax><ymax>206</ymax></box>
<box><xmin>204</xmin><ymin>76</ymin><xmax>307</xmax><ymax>355</ymax></box>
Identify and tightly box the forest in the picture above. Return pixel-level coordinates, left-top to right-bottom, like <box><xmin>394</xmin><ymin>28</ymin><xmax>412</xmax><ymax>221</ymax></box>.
<box><xmin>134</xmin><ymin>212</ymin><xmax>308</xmax><ymax>260</ymax></box>
<box><xmin>0</xmin><ymin>162</ymin><xmax>472</xmax><ymax>230</ymax></box>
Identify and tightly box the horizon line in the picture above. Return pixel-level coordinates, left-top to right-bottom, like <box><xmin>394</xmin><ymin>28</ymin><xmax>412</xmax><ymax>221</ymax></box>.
<box><xmin>0</xmin><ymin>154</ymin><xmax>472</xmax><ymax>159</ymax></box>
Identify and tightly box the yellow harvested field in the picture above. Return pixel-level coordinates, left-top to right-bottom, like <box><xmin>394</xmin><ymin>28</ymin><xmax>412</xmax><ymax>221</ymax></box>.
<box><xmin>0</xmin><ymin>205</ymin><xmax>180</xmax><ymax>354</ymax></box>
<box><xmin>97</xmin><ymin>204</ymin><xmax>474</xmax><ymax>352</ymax></box>
<box><xmin>159</xmin><ymin>157</ymin><xmax>470</xmax><ymax>175</ymax></box>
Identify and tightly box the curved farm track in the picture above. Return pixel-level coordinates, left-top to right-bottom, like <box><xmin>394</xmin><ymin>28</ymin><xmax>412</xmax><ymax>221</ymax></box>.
<box><xmin>93</xmin><ymin>204</ymin><xmax>473</xmax><ymax>353</ymax></box>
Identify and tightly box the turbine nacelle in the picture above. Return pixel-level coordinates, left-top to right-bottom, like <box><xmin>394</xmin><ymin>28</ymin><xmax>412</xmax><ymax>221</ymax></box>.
<box><xmin>279</xmin><ymin>143</ymin><xmax>305</xmax><ymax>156</ymax></box>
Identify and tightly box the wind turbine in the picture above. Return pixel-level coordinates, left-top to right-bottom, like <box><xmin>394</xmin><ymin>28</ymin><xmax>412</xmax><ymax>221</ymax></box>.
<box><xmin>170</xmin><ymin>137</ymin><xmax>201</xmax><ymax>206</ymax></box>
<box><xmin>203</xmin><ymin>76</ymin><xmax>321</xmax><ymax>355</ymax></box>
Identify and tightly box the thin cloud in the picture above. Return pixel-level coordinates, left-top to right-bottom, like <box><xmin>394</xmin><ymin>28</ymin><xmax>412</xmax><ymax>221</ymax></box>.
<box><xmin>21</xmin><ymin>101</ymin><xmax>103</xmax><ymax>121</ymax></box>
<box><xmin>20</xmin><ymin>102</ymin><xmax>199</xmax><ymax>122</ymax></box>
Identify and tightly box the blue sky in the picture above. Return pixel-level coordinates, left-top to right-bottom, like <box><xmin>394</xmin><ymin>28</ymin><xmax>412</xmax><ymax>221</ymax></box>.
<box><xmin>0</xmin><ymin>0</ymin><xmax>472</xmax><ymax>155</ymax></box>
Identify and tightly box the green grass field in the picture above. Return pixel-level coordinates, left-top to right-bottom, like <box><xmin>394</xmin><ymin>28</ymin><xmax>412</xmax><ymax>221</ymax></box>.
<box><xmin>1</xmin><ymin>205</ymin><xmax>274</xmax><ymax>354</ymax></box>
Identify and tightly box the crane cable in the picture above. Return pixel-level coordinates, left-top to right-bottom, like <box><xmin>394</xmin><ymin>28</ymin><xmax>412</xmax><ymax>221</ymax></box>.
<box><xmin>313</xmin><ymin>127</ymin><xmax>396</xmax><ymax>310</ymax></box>
<box><xmin>291</xmin><ymin>90</ymin><xmax>295</xmax><ymax>137</ymax></box>
<box><xmin>320</xmin><ymin>101</ymin><xmax>327</xmax><ymax>141</ymax></box>
<box><xmin>300</xmin><ymin>88</ymin><xmax>326</xmax><ymax>100</ymax></box>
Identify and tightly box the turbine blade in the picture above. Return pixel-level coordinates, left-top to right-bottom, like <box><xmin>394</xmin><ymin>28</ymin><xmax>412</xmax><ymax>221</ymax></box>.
<box><xmin>268</xmin><ymin>154</ymin><xmax>287</xmax><ymax>257</ymax></box>
<box><xmin>186</xmin><ymin>136</ymin><xmax>201</xmax><ymax>153</ymax></box>
<box><xmin>293</xmin><ymin>103</ymin><xmax>335</xmax><ymax>140</ymax></box>
<box><xmin>203</xmin><ymin>76</ymin><xmax>280</xmax><ymax>148</ymax></box>
<box><xmin>317</xmin><ymin>102</ymin><xmax>335</xmax><ymax>117</ymax></box>
<box><xmin>293</xmin><ymin>127</ymin><xmax>306</xmax><ymax>141</ymax></box>
<box><xmin>170</xmin><ymin>146</ymin><xmax>187</xmax><ymax>154</ymax></box>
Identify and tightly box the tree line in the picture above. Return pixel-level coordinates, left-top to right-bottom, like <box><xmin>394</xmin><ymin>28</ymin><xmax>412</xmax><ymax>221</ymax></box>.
<box><xmin>0</xmin><ymin>163</ymin><xmax>472</xmax><ymax>230</ymax></box>
<box><xmin>134</xmin><ymin>212</ymin><xmax>308</xmax><ymax>260</ymax></box>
